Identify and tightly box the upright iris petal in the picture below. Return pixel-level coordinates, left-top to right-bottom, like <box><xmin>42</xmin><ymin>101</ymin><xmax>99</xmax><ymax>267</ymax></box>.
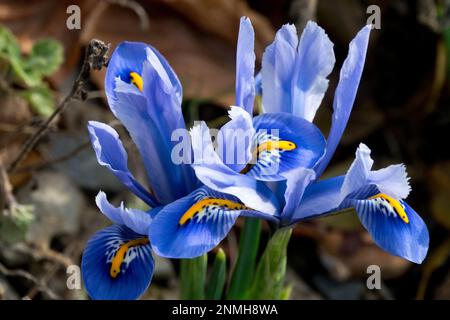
<box><xmin>291</xmin><ymin>21</ymin><xmax>335</xmax><ymax>122</ymax></box>
<box><xmin>235</xmin><ymin>17</ymin><xmax>256</xmax><ymax>115</ymax></box>
<box><xmin>261</xmin><ymin>21</ymin><xmax>335</xmax><ymax>121</ymax></box>
<box><xmin>314</xmin><ymin>25</ymin><xmax>371</xmax><ymax>177</ymax></box>
<box><xmin>261</xmin><ymin>24</ymin><xmax>298</xmax><ymax>114</ymax></box>
<box><xmin>105</xmin><ymin>42</ymin><xmax>196</xmax><ymax>204</ymax></box>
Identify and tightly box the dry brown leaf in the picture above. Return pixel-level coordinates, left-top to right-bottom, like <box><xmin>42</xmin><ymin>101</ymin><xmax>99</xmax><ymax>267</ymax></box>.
<box><xmin>80</xmin><ymin>0</ymin><xmax>274</xmax><ymax>107</ymax></box>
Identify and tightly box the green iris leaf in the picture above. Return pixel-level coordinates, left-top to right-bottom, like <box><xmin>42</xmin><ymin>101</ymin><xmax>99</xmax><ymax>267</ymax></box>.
<box><xmin>246</xmin><ymin>227</ymin><xmax>292</xmax><ymax>299</ymax></box>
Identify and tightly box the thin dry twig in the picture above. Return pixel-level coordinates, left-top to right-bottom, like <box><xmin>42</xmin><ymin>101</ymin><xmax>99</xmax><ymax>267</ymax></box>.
<box><xmin>15</xmin><ymin>141</ymin><xmax>91</xmax><ymax>174</ymax></box>
<box><xmin>106</xmin><ymin>0</ymin><xmax>150</xmax><ymax>30</ymax></box>
<box><xmin>7</xmin><ymin>39</ymin><xmax>110</xmax><ymax>174</ymax></box>
<box><xmin>14</xmin><ymin>119</ymin><xmax>122</xmax><ymax>174</ymax></box>
<box><xmin>25</xmin><ymin>240</ymin><xmax>81</xmax><ymax>300</ymax></box>
<box><xmin>0</xmin><ymin>261</ymin><xmax>59</xmax><ymax>299</ymax></box>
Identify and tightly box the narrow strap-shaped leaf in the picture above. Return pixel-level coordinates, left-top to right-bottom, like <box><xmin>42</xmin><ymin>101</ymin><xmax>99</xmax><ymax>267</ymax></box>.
<box><xmin>246</xmin><ymin>227</ymin><xmax>292</xmax><ymax>299</ymax></box>
<box><xmin>180</xmin><ymin>254</ymin><xmax>207</xmax><ymax>299</ymax></box>
<box><xmin>227</xmin><ymin>218</ymin><xmax>261</xmax><ymax>299</ymax></box>
<box><xmin>206</xmin><ymin>248</ymin><xmax>227</xmax><ymax>300</ymax></box>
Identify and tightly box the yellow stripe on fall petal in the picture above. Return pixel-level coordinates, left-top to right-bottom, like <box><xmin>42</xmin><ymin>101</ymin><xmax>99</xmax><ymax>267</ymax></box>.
<box><xmin>130</xmin><ymin>72</ymin><xmax>143</xmax><ymax>91</ymax></box>
<box><xmin>178</xmin><ymin>198</ymin><xmax>249</xmax><ymax>226</ymax></box>
<box><xmin>256</xmin><ymin>140</ymin><xmax>296</xmax><ymax>154</ymax></box>
<box><xmin>368</xmin><ymin>193</ymin><xmax>409</xmax><ymax>224</ymax></box>
<box><xmin>110</xmin><ymin>237</ymin><xmax>149</xmax><ymax>278</ymax></box>
<box><xmin>240</xmin><ymin>140</ymin><xmax>296</xmax><ymax>174</ymax></box>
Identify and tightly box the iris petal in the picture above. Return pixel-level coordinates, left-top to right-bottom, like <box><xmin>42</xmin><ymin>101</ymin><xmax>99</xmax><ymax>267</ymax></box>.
<box><xmin>105</xmin><ymin>81</ymin><xmax>177</xmax><ymax>203</ymax></box>
<box><xmin>190</xmin><ymin>121</ymin><xmax>280</xmax><ymax>215</ymax></box>
<box><xmin>236</xmin><ymin>17</ymin><xmax>256</xmax><ymax>115</ymax></box>
<box><xmin>261</xmin><ymin>24</ymin><xmax>298</xmax><ymax>114</ymax></box>
<box><xmin>87</xmin><ymin>121</ymin><xmax>158</xmax><ymax>207</ymax></box>
<box><xmin>81</xmin><ymin>225</ymin><xmax>154</xmax><ymax>300</ymax></box>
<box><xmin>353</xmin><ymin>198</ymin><xmax>429</xmax><ymax>264</ymax></box>
<box><xmin>217</xmin><ymin>106</ymin><xmax>255</xmax><ymax>172</ymax></box>
<box><xmin>290</xmin><ymin>176</ymin><xmax>344</xmax><ymax>223</ymax></box>
<box><xmin>292</xmin><ymin>21</ymin><xmax>335</xmax><ymax>122</ymax></box>
<box><xmin>315</xmin><ymin>25</ymin><xmax>371</xmax><ymax>177</ymax></box>
<box><xmin>281</xmin><ymin>167</ymin><xmax>316</xmax><ymax>223</ymax></box>
<box><xmin>290</xmin><ymin>144</ymin><xmax>405</xmax><ymax>222</ymax></box>
<box><xmin>105</xmin><ymin>42</ymin><xmax>196</xmax><ymax>204</ymax></box>
<box><xmin>141</xmin><ymin>46</ymin><xmax>198</xmax><ymax>198</ymax></box>
<box><xmin>95</xmin><ymin>191</ymin><xmax>156</xmax><ymax>235</ymax></box>
<box><xmin>105</xmin><ymin>42</ymin><xmax>148</xmax><ymax>101</ymax></box>
<box><xmin>288</xmin><ymin>141</ymin><xmax>429</xmax><ymax>264</ymax></box>
<box><xmin>340</xmin><ymin>143</ymin><xmax>373</xmax><ymax>199</ymax></box>
<box><xmin>255</xmin><ymin>72</ymin><xmax>262</xmax><ymax>96</ymax></box>
<box><xmin>149</xmin><ymin>187</ymin><xmax>268</xmax><ymax>258</ymax></box>
<box><xmin>141</xmin><ymin>46</ymin><xmax>185</xmax><ymax>137</ymax></box>
<box><xmin>369</xmin><ymin>164</ymin><xmax>411</xmax><ymax>199</ymax></box>
<box><xmin>247</xmin><ymin>112</ymin><xmax>326</xmax><ymax>181</ymax></box>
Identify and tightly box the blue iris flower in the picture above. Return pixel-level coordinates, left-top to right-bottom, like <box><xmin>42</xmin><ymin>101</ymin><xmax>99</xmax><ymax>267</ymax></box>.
<box><xmin>82</xmin><ymin>36</ymin><xmax>285</xmax><ymax>299</ymax></box>
<box><xmin>82</xmin><ymin>16</ymin><xmax>429</xmax><ymax>300</ymax></box>
<box><xmin>191</xmin><ymin>18</ymin><xmax>429</xmax><ymax>264</ymax></box>
<box><xmin>81</xmin><ymin>41</ymin><xmax>198</xmax><ymax>300</ymax></box>
<box><xmin>146</xmin><ymin>19</ymin><xmax>328</xmax><ymax>258</ymax></box>
<box><xmin>289</xmin><ymin>143</ymin><xmax>429</xmax><ymax>264</ymax></box>
<box><xmin>188</xmin><ymin>17</ymin><xmax>327</xmax><ymax>213</ymax></box>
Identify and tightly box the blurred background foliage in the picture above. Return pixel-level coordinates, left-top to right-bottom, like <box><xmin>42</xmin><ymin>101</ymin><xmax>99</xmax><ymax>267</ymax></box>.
<box><xmin>0</xmin><ymin>0</ymin><xmax>449</xmax><ymax>300</ymax></box>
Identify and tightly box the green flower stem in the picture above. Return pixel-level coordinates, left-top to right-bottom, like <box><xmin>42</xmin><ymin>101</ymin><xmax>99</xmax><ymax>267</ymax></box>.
<box><xmin>246</xmin><ymin>227</ymin><xmax>292</xmax><ymax>299</ymax></box>
<box><xmin>180</xmin><ymin>254</ymin><xmax>207</xmax><ymax>299</ymax></box>
<box><xmin>227</xmin><ymin>218</ymin><xmax>261</xmax><ymax>299</ymax></box>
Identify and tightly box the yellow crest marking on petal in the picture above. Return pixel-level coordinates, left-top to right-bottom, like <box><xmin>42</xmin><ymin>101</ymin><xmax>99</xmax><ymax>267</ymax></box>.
<box><xmin>368</xmin><ymin>193</ymin><xmax>409</xmax><ymax>224</ymax></box>
<box><xmin>178</xmin><ymin>198</ymin><xmax>249</xmax><ymax>226</ymax></box>
<box><xmin>240</xmin><ymin>140</ymin><xmax>296</xmax><ymax>174</ymax></box>
<box><xmin>110</xmin><ymin>237</ymin><xmax>149</xmax><ymax>278</ymax></box>
<box><xmin>256</xmin><ymin>140</ymin><xmax>296</xmax><ymax>154</ymax></box>
<box><xmin>129</xmin><ymin>72</ymin><xmax>143</xmax><ymax>91</ymax></box>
